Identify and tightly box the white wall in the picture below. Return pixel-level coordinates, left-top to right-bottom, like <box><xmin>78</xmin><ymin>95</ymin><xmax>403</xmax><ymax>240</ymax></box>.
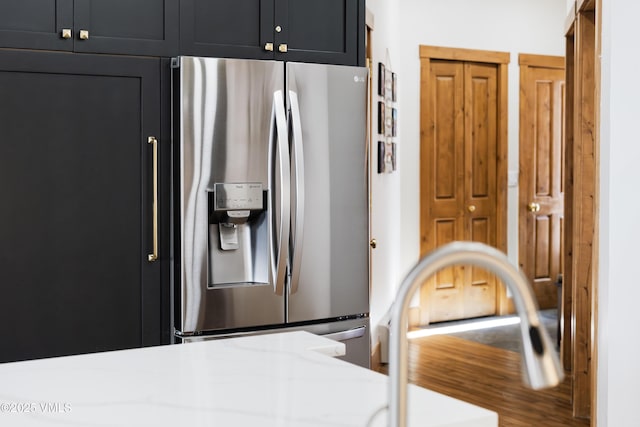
<box><xmin>598</xmin><ymin>0</ymin><xmax>640</xmax><ymax>424</ymax></box>
<box><xmin>366</xmin><ymin>0</ymin><xmax>403</xmax><ymax>350</ymax></box>
<box><xmin>396</xmin><ymin>0</ymin><xmax>566</xmax><ymax>277</ymax></box>
<box><xmin>365</xmin><ymin>0</ymin><xmax>566</xmax><ymax>349</ymax></box>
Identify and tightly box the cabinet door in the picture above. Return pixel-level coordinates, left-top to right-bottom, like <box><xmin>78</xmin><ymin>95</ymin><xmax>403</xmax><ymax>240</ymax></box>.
<box><xmin>73</xmin><ymin>0</ymin><xmax>178</xmax><ymax>56</ymax></box>
<box><xmin>180</xmin><ymin>0</ymin><xmax>275</xmax><ymax>60</ymax></box>
<box><xmin>0</xmin><ymin>0</ymin><xmax>73</xmax><ymax>51</ymax></box>
<box><xmin>0</xmin><ymin>50</ymin><xmax>162</xmax><ymax>363</ymax></box>
<box><xmin>275</xmin><ymin>0</ymin><xmax>362</xmax><ymax>65</ymax></box>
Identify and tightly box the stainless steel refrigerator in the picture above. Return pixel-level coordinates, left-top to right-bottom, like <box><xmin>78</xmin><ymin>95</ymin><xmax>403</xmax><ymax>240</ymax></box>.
<box><xmin>172</xmin><ymin>57</ymin><xmax>370</xmax><ymax>367</ymax></box>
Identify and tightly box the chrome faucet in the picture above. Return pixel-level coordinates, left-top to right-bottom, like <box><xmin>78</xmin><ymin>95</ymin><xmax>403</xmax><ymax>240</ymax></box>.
<box><xmin>388</xmin><ymin>241</ymin><xmax>564</xmax><ymax>427</ymax></box>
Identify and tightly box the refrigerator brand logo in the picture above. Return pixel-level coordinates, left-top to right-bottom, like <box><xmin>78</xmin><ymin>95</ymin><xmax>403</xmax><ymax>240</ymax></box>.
<box><xmin>353</xmin><ymin>76</ymin><xmax>365</xmax><ymax>83</ymax></box>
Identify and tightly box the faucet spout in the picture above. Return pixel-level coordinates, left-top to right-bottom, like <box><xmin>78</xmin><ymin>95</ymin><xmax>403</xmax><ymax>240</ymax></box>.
<box><xmin>388</xmin><ymin>241</ymin><xmax>564</xmax><ymax>427</ymax></box>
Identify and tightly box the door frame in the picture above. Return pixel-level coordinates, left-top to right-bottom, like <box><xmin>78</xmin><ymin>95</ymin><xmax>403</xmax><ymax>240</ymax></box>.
<box><xmin>419</xmin><ymin>45</ymin><xmax>510</xmax><ymax>317</ymax></box>
<box><xmin>565</xmin><ymin>0</ymin><xmax>601</xmax><ymax>419</ymax></box>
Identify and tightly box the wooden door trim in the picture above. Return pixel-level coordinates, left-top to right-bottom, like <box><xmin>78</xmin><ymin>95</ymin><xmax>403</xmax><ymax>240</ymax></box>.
<box><xmin>419</xmin><ymin>45</ymin><xmax>510</xmax><ymax>316</ymax></box>
<box><xmin>564</xmin><ymin>1</ymin><xmax>600</xmax><ymax>420</ymax></box>
<box><xmin>563</xmin><ymin>37</ymin><xmax>576</xmax><ymax>374</ymax></box>
<box><xmin>577</xmin><ymin>0</ymin><xmax>595</xmax><ymax>13</ymax></box>
<box><xmin>420</xmin><ymin>45</ymin><xmax>510</xmax><ymax>64</ymax></box>
<box><xmin>591</xmin><ymin>0</ymin><xmax>601</xmax><ymax>422</ymax></box>
<box><xmin>572</xmin><ymin>8</ymin><xmax>597</xmax><ymax>419</ymax></box>
<box><xmin>518</xmin><ymin>53</ymin><xmax>565</xmax><ymax>69</ymax></box>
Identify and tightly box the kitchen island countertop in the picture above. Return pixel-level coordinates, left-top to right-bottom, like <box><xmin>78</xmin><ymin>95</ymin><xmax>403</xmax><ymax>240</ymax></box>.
<box><xmin>0</xmin><ymin>331</ymin><xmax>497</xmax><ymax>426</ymax></box>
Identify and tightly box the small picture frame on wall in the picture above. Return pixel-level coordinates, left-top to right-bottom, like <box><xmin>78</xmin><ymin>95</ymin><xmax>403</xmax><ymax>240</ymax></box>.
<box><xmin>391</xmin><ymin>72</ymin><xmax>398</xmax><ymax>102</ymax></box>
<box><xmin>391</xmin><ymin>143</ymin><xmax>397</xmax><ymax>171</ymax></box>
<box><xmin>384</xmin><ymin>142</ymin><xmax>393</xmax><ymax>171</ymax></box>
<box><xmin>378</xmin><ymin>62</ymin><xmax>385</xmax><ymax>97</ymax></box>
<box><xmin>377</xmin><ymin>141</ymin><xmax>385</xmax><ymax>173</ymax></box>
<box><xmin>391</xmin><ymin>108</ymin><xmax>398</xmax><ymax>137</ymax></box>
<box><xmin>378</xmin><ymin>101</ymin><xmax>385</xmax><ymax>134</ymax></box>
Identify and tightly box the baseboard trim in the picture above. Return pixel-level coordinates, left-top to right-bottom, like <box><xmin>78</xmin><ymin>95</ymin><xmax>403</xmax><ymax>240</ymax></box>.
<box><xmin>371</xmin><ymin>341</ymin><xmax>383</xmax><ymax>372</ymax></box>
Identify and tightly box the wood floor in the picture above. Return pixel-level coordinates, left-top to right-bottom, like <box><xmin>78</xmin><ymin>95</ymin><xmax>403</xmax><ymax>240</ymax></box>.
<box><xmin>377</xmin><ymin>335</ymin><xmax>590</xmax><ymax>427</ymax></box>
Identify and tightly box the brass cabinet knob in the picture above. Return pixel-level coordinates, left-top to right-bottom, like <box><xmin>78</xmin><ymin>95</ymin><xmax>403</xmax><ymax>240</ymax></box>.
<box><xmin>528</xmin><ymin>202</ymin><xmax>541</xmax><ymax>213</ymax></box>
<box><xmin>370</xmin><ymin>238</ymin><xmax>377</xmax><ymax>249</ymax></box>
<box><xmin>275</xmin><ymin>25</ymin><xmax>282</xmax><ymax>33</ymax></box>
<box><xmin>61</xmin><ymin>29</ymin><xmax>72</xmax><ymax>39</ymax></box>
<box><xmin>468</xmin><ymin>205</ymin><xmax>476</xmax><ymax>213</ymax></box>
<box><xmin>79</xmin><ymin>30</ymin><xmax>89</xmax><ymax>40</ymax></box>
<box><xmin>278</xmin><ymin>44</ymin><xmax>288</xmax><ymax>53</ymax></box>
<box><xmin>264</xmin><ymin>42</ymin><xmax>274</xmax><ymax>52</ymax></box>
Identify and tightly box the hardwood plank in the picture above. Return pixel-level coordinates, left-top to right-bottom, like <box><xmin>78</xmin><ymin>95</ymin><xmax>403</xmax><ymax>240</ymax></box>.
<box><xmin>377</xmin><ymin>335</ymin><xmax>589</xmax><ymax>427</ymax></box>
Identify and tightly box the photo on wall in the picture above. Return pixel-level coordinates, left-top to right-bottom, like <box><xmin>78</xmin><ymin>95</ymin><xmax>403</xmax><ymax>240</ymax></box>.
<box><xmin>377</xmin><ymin>141</ymin><xmax>385</xmax><ymax>173</ymax></box>
<box><xmin>378</xmin><ymin>62</ymin><xmax>385</xmax><ymax>97</ymax></box>
<box><xmin>377</xmin><ymin>101</ymin><xmax>385</xmax><ymax>135</ymax></box>
<box><xmin>391</xmin><ymin>143</ymin><xmax>397</xmax><ymax>171</ymax></box>
<box><xmin>391</xmin><ymin>108</ymin><xmax>397</xmax><ymax>137</ymax></box>
<box><xmin>391</xmin><ymin>72</ymin><xmax>398</xmax><ymax>102</ymax></box>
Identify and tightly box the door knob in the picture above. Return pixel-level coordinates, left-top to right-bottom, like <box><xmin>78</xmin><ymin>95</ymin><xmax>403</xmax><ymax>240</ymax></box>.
<box><xmin>61</xmin><ymin>29</ymin><xmax>72</xmax><ymax>39</ymax></box>
<box><xmin>264</xmin><ymin>42</ymin><xmax>274</xmax><ymax>52</ymax></box>
<box><xmin>370</xmin><ymin>238</ymin><xmax>377</xmax><ymax>249</ymax></box>
<box><xmin>278</xmin><ymin>44</ymin><xmax>288</xmax><ymax>53</ymax></box>
<box><xmin>467</xmin><ymin>205</ymin><xmax>476</xmax><ymax>213</ymax></box>
<box><xmin>528</xmin><ymin>202</ymin><xmax>541</xmax><ymax>213</ymax></box>
<box><xmin>79</xmin><ymin>30</ymin><xmax>89</xmax><ymax>40</ymax></box>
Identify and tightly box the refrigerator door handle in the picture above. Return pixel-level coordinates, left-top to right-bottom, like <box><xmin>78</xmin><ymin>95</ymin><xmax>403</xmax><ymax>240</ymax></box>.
<box><xmin>269</xmin><ymin>90</ymin><xmax>291</xmax><ymax>296</ymax></box>
<box><xmin>323</xmin><ymin>326</ymin><xmax>367</xmax><ymax>342</ymax></box>
<box><xmin>288</xmin><ymin>90</ymin><xmax>305</xmax><ymax>294</ymax></box>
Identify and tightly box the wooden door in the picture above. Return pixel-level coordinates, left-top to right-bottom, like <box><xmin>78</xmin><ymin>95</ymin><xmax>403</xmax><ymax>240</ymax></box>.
<box><xmin>420</xmin><ymin>59</ymin><xmax>499</xmax><ymax>323</ymax></box>
<box><xmin>463</xmin><ymin>63</ymin><xmax>498</xmax><ymax>318</ymax></box>
<box><xmin>519</xmin><ymin>54</ymin><xmax>565</xmax><ymax>310</ymax></box>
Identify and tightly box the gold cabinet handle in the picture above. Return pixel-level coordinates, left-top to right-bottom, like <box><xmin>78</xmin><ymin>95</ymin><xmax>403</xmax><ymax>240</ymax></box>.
<box><xmin>528</xmin><ymin>202</ymin><xmax>541</xmax><ymax>213</ymax></box>
<box><xmin>264</xmin><ymin>42</ymin><xmax>274</xmax><ymax>52</ymax></box>
<box><xmin>278</xmin><ymin>44</ymin><xmax>288</xmax><ymax>53</ymax></box>
<box><xmin>370</xmin><ymin>238</ymin><xmax>377</xmax><ymax>249</ymax></box>
<box><xmin>147</xmin><ymin>136</ymin><xmax>159</xmax><ymax>262</ymax></box>
<box><xmin>468</xmin><ymin>205</ymin><xmax>476</xmax><ymax>213</ymax></box>
<box><xmin>61</xmin><ymin>29</ymin><xmax>72</xmax><ymax>39</ymax></box>
<box><xmin>79</xmin><ymin>30</ymin><xmax>89</xmax><ymax>40</ymax></box>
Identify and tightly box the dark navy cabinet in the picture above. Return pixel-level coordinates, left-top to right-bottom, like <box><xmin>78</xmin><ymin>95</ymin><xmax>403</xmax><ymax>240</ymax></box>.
<box><xmin>180</xmin><ymin>0</ymin><xmax>364</xmax><ymax>65</ymax></box>
<box><xmin>0</xmin><ymin>0</ymin><xmax>363</xmax><ymax>363</ymax></box>
<box><xmin>0</xmin><ymin>50</ymin><xmax>167</xmax><ymax>362</ymax></box>
<box><xmin>0</xmin><ymin>0</ymin><xmax>179</xmax><ymax>57</ymax></box>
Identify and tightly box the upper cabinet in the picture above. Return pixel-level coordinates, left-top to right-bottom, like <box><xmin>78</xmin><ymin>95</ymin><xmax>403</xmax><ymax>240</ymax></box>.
<box><xmin>180</xmin><ymin>0</ymin><xmax>364</xmax><ymax>65</ymax></box>
<box><xmin>0</xmin><ymin>0</ymin><xmax>179</xmax><ymax>57</ymax></box>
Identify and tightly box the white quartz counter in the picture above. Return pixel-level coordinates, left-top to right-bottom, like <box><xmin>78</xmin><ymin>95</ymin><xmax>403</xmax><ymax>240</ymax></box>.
<box><xmin>0</xmin><ymin>331</ymin><xmax>497</xmax><ymax>426</ymax></box>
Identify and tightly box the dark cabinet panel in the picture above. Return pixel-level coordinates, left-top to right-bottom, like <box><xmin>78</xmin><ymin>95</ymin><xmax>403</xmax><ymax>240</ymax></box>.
<box><xmin>180</xmin><ymin>0</ymin><xmax>363</xmax><ymax>65</ymax></box>
<box><xmin>0</xmin><ymin>0</ymin><xmax>73</xmax><ymax>51</ymax></box>
<box><xmin>0</xmin><ymin>0</ymin><xmax>177</xmax><ymax>56</ymax></box>
<box><xmin>180</xmin><ymin>0</ymin><xmax>274</xmax><ymax>60</ymax></box>
<box><xmin>74</xmin><ymin>0</ymin><xmax>179</xmax><ymax>56</ymax></box>
<box><xmin>0</xmin><ymin>50</ymin><xmax>163</xmax><ymax>363</ymax></box>
<box><xmin>275</xmin><ymin>0</ymin><xmax>362</xmax><ymax>65</ymax></box>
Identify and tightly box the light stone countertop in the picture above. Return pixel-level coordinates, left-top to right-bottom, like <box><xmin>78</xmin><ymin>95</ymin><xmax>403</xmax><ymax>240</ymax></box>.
<box><xmin>0</xmin><ymin>331</ymin><xmax>497</xmax><ymax>426</ymax></box>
